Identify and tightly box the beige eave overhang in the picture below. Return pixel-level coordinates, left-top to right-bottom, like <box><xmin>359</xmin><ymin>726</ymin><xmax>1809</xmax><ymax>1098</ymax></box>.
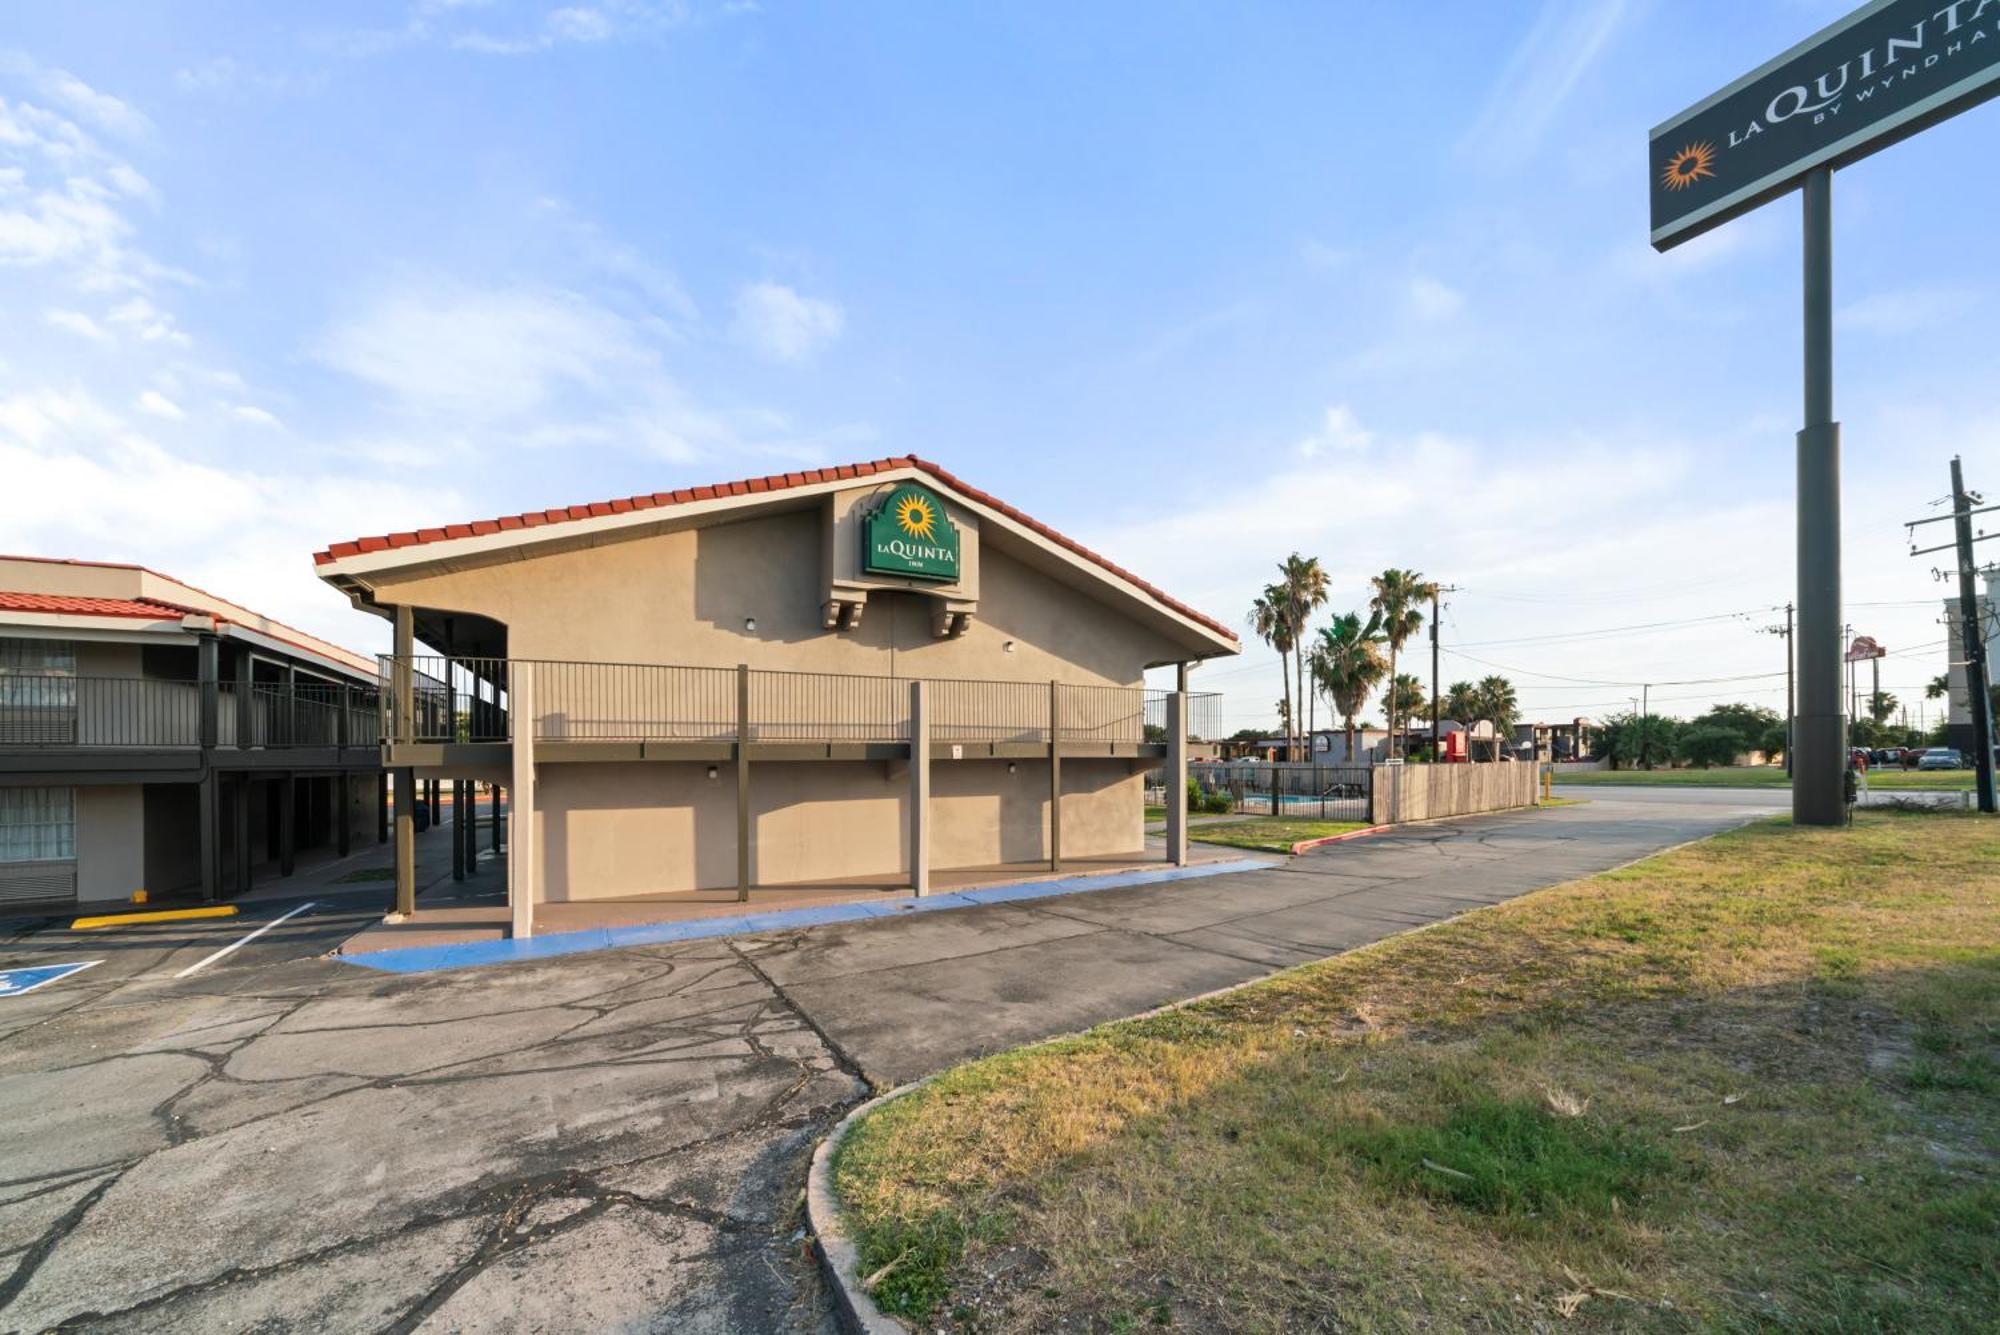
<box><xmin>316</xmin><ymin>465</ymin><xmax>1238</xmax><ymax>662</ymax></box>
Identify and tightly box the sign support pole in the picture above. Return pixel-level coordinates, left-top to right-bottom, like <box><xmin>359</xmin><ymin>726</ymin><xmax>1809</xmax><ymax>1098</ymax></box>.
<box><xmin>1795</xmin><ymin>168</ymin><xmax>1846</xmax><ymax>827</ymax></box>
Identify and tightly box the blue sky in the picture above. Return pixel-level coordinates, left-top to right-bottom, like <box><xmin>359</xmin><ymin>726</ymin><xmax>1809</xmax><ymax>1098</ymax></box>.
<box><xmin>2</xmin><ymin>0</ymin><xmax>1991</xmax><ymax>732</ymax></box>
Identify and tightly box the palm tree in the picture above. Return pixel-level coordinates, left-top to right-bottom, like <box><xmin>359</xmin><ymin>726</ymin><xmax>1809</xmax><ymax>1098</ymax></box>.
<box><xmin>1249</xmin><ymin>585</ymin><xmax>1295</xmax><ymax>758</ymax></box>
<box><xmin>1280</xmin><ymin>554</ymin><xmax>1330</xmax><ymax>757</ymax></box>
<box><xmin>1869</xmin><ymin>690</ymin><xmax>1897</xmax><ymax>727</ymax></box>
<box><xmin>1385</xmin><ymin>673</ymin><xmax>1426</xmax><ymax>750</ymax></box>
<box><xmin>1441</xmin><ymin>680</ymin><xmax>1479</xmax><ymax>759</ymax></box>
<box><xmin>1310</xmin><ymin>611</ymin><xmax>1386</xmax><ymax>764</ymax></box>
<box><xmin>1369</xmin><ymin>568</ymin><xmax>1437</xmax><ymax>759</ymax></box>
<box><xmin>1927</xmin><ymin>674</ymin><xmax>1950</xmax><ymax>701</ymax></box>
<box><xmin>1475</xmin><ymin>674</ymin><xmax>1520</xmax><ymax>761</ymax></box>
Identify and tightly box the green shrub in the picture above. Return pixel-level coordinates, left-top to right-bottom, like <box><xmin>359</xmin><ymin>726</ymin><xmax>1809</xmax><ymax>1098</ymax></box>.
<box><xmin>1186</xmin><ymin>777</ymin><xmax>1204</xmax><ymax>811</ymax></box>
<box><xmin>1203</xmin><ymin>790</ymin><xmax>1234</xmax><ymax>814</ymax></box>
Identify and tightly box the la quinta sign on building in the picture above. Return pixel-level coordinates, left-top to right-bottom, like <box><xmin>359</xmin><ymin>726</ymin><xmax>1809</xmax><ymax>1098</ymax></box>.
<box><xmin>863</xmin><ymin>484</ymin><xmax>961</xmax><ymax>582</ymax></box>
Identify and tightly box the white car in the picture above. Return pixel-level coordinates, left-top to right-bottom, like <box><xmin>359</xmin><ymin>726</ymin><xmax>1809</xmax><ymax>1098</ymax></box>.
<box><xmin>1917</xmin><ymin>747</ymin><xmax>1964</xmax><ymax>771</ymax></box>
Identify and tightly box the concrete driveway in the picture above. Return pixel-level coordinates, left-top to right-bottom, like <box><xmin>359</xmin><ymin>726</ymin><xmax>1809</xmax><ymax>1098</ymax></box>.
<box><xmin>0</xmin><ymin>793</ymin><xmax>1772</xmax><ymax>1332</ymax></box>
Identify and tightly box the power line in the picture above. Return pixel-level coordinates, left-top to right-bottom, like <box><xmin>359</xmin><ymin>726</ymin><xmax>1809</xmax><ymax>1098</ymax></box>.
<box><xmin>1448</xmin><ymin>605</ymin><xmax>1781</xmax><ymax>650</ymax></box>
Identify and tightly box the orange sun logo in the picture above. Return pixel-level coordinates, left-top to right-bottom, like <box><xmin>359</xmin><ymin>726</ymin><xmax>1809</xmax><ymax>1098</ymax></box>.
<box><xmin>893</xmin><ymin>493</ymin><xmax>938</xmax><ymax>540</ymax></box>
<box><xmin>1661</xmin><ymin>141</ymin><xmax>1717</xmax><ymax>191</ymax></box>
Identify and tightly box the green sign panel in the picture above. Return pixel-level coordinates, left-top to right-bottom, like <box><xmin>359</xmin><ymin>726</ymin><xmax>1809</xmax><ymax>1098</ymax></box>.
<box><xmin>862</xmin><ymin>484</ymin><xmax>960</xmax><ymax>582</ymax></box>
<box><xmin>1651</xmin><ymin>0</ymin><xmax>2000</xmax><ymax>249</ymax></box>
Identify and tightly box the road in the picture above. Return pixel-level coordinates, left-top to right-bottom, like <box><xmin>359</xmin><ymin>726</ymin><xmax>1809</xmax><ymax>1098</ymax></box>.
<box><xmin>0</xmin><ymin>792</ymin><xmax>1773</xmax><ymax>1332</ymax></box>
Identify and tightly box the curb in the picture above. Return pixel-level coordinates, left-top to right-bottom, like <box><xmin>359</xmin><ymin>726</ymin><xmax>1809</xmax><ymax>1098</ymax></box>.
<box><xmin>1288</xmin><ymin>824</ymin><xmax>1392</xmax><ymax>855</ymax></box>
<box><xmin>808</xmin><ymin>1080</ymin><xmax>935</xmax><ymax>1334</ymax></box>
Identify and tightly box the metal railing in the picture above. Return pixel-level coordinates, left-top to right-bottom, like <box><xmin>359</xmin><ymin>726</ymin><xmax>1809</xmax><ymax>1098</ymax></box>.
<box><xmin>379</xmin><ymin>656</ymin><xmax>1221</xmax><ymax>750</ymax></box>
<box><xmin>1190</xmin><ymin>761</ymin><xmax>1373</xmax><ymax>823</ymax></box>
<box><xmin>0</xmin><ymin>674</ymin><xmax>380</xmax><ymax>749</ymax></box>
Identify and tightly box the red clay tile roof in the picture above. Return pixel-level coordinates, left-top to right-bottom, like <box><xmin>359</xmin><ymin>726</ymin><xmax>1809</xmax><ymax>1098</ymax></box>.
<box><xmin>315</xmin><ymin>456</ymin><xmax>1239</xmax><ymax>644</ymax></box>
<box><xmin>0</xmin><ymin>592</ymin><xmax>200</xmax><ymax>620</ymax></box>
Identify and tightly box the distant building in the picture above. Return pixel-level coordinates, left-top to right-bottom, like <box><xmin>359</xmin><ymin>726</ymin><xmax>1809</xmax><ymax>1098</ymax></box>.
<box><xmin>0</xmin><ymin>556</ymin><xmax>383</xmax><ymax>910</ymax></box>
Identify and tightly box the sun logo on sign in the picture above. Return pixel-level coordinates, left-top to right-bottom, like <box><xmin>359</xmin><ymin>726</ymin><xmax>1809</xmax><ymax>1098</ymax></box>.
<box><xmin>893</xmin><ymin>492</ymin><xmax>939</xmax><ymax>541</ymax></box>
<box><xmin>1661</xmin><ymin>141</ymin><xmax>1717</xmax><ymax>191</ymax></box>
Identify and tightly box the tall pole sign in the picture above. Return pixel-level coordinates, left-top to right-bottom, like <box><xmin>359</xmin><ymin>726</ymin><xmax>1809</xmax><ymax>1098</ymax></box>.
<box><xmin>1651</xmin><ymin>0</ymin><xmax>2000</xmax><ymax>826</ymax></box>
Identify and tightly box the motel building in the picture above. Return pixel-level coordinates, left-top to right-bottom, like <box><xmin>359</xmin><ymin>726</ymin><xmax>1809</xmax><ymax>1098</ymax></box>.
<box><xmin>312</xmin><ymin>457</ymin><xmax>1238</xmax><ymax>935</ymax></box>
<box><xmin>0</xmin><ymin>556</ymin><xmax>386</xmax><ymax>912</ymax></box>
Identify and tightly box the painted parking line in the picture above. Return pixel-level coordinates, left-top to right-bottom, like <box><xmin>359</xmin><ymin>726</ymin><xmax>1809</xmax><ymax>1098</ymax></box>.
<box><xmin>0</xmin><ymin>960</ymin><xmax>102</xmax><ymax>997</ymax></box>
<box><xmin>172</xmin><ymin>902</ymin><xmax>317</xmax><ymax>979</ymax></box>
<box><xmin>340</xmin><ymin>859</ymin><xmax>1276</xmax><ymax>976</ymax></box>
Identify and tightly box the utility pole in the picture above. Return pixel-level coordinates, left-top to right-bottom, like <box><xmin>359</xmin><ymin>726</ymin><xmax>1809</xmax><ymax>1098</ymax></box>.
<box><xmin>1762</xmin><ymin>603</ymin><xmax>1795</xmax><ymax>774</ymax></box>
<box><xmin>1949</xmin><ymin>459</ymin><xmax>1996</xmax><ymax>812</ymax></box>
<box><xmin>1640</xmin><ymin>684</ymin><xmax>1652</xmax><ymax>771</ymax></box>
<box><xmin>1429</xmin><ymin>584</ymin><xmax>1457</xmax><ymax>765</ymax></box>
<box><xmin>1905</xmin><ymin>456</ymin><xmax>1997</xmax><ymax>813</ymax></box>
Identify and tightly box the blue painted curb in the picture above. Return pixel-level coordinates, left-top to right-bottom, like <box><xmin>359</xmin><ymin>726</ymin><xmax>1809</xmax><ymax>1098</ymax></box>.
<box><xmin>337</xmin><ymin>858</ymin><xmax>1272</xmax><ymax>975</ymax></box>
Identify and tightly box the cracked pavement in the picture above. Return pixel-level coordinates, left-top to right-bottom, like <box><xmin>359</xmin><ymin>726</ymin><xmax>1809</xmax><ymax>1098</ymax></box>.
<box><xmin>0</xmin><ymin>791</ymin><xmax>1780</xmax><ymax>1332</ymax></box>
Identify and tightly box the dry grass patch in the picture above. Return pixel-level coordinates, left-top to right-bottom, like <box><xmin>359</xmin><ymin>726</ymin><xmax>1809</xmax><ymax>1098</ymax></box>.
<box><xmin>834</xmin><ymin>812</ymin><xmax>2000</xmax><ymax>1330</ymax></box>
<box><xmin>1188</xmin><ymin>819</ymin><xmax>1370</xmax><ymax>853</ymax></box>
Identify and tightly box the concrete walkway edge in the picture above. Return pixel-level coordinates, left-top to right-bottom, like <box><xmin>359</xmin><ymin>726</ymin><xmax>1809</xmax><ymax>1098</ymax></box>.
<box><xmin>337</xmin><ymin>858</ymin><xmax>1275</xmax><ymax>975</ymax></box>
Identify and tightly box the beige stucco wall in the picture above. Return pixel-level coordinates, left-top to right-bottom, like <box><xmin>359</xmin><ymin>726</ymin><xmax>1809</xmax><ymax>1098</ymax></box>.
<box><xmin>74</xmin><ymin>785</ymin><xmax>145</xmax><ymax>902</ymax></box>
<box><xmin>372</xmin><ymin>505</ymin><xmax>1176</xmax><ymax>687</ymax></box>
<box><xmin>532</xmin><ymin>757</ymin><xmax>1142</xmax><ymax>899</ymax></box>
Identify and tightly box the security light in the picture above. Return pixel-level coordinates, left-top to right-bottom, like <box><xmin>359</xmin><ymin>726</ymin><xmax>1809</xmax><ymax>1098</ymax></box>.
<box><xmin>706</xmin><ymin>766</ymin><xmax>718</xmax><ymax>780</ymax></box>
<box><xmin>744</xmin><ymin>616</ymin><xmax>756</xmax><ymax>633</ymax></box>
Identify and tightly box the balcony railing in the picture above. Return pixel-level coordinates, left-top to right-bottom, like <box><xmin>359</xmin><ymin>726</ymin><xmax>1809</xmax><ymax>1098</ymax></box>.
<box><xmin>0</xmin><ymin>674</ymin><xmax>381</xmax><ymax>750</ymax></box>
<box><xmin>381</xmin><ymin>656</ymin><xmax>1220</xmax><ymax>749</ymax></box>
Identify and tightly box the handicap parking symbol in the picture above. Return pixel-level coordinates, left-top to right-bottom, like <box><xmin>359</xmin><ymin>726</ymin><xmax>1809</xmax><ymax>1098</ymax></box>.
<box><xmin>0</xmin><ymin>961</ymin><xmax>102</xmax><ymax>997</ymax></box>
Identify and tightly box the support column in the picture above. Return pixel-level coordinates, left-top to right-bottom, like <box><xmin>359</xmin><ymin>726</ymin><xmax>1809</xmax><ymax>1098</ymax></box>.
<box><xmin>465</xmin><ymin>780</ymin><xmax>479</xmax><ymax>872</ymax></box>
<box><xmin>492</xmin><ymin>784</ymin><xmax>503</xmax><ymax>853</ymax></box>
<box><xmin>427</xmin><ymin>779</ymin><xmax>439</xmax><ymax>829</ymax></box>
<box><xmin>1166</xmin><ymin>688</ymin><xmax>1189</xmax><ymax>867</ymax></box>
<box><xmin>337</xmin><ymin>772</ymin><xmax>351</xmax><ymax>857</ymax></box>
<box><xmin>1048</xmin><ymin>679</ymin><xmax>1062</xmax><ymax>871</ymax></box>
<box><xmin>233</xmin><ymin>777</ymin><xmax>251</xmax><ymax>895</ymax></box>
<box><xmin>236</xmin><ymin>647</ymin><xmax>253</xmax><ymax>749</ymax></box>
<box><xmin>376</xmin><ymin>772</ymin><xmax>389</xmax><ymax>845</ymax></box>
<box><xmin>909</xmin><ymin>680</ymin><xmax>930</xmax><ymax>896</ymax></box>
<box><xmin>392</xmin><ymin>605</ymin><xmax>414</xmax><ymax>747</ymax></box>
<box><xmin>278</xmin><ymin>772</ymin><xmax>296</xmax><ymax>876</ymax></box>
<box><xmin>509</xmin><ymin>663</ymin><xmax>536</xmax><ymax>939</ymax></box>
<box><xmin>1795</xmin><ymin>169</ymin><xmax>1845</xmax><ymax>827</ymax></box>
<box><xmin>736</xmin><ymin>663</ymin><xmax>752</xmax><ymax>902</ymax></box>
<box><xmin>452</xmin><ymin>777</ymin><xmax>466</xmax><ymax>881</ymax></box>
<box><xmin>394</xmin><ymin>767</ymin><xmax>416</xmax><ymax>918</ymax></box>
<box><xmin>198</xmin><ymin>632</ymin><xmax>221</xmax><ymax>902</ymax></box>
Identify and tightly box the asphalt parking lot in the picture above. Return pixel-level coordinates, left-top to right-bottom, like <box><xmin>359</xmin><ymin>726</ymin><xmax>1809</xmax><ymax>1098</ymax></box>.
<box><xmin>0</xmin><ymin>792</ymin><xmax>1778</xmax><ymax>1332</ymax></box>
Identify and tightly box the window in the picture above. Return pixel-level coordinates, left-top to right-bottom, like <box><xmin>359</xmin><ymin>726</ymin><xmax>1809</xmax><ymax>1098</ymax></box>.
<box><xmin>0</xmin><ymin>638</ymin><xmax>77</xmax><ymax>709</ymax></box>
<box><xmin>0</xmin><ymin>787</ymin><xmax>75</xmax><ymax>863</ymax></box>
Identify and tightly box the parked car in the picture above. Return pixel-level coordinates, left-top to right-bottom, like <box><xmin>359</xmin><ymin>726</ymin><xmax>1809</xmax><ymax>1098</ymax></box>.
<box><xmin>1917</xmin><ymin>747</ymin><xmax>1965</xmax><ymax>771</ymax></box>
<box><xmin>1848</xmin><ymin>747</ymin><xmax>1871</xmax><ymax>770</ymax></box>
<box><xmin>1869</xmin><ymin>748</ymin><xmax>1900</xmax><ymax>768</ymax></box>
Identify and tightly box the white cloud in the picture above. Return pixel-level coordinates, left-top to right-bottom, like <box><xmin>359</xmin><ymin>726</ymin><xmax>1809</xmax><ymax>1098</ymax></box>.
<box><xmin>231</xmin><ymin>404</ymin><xmax>284</xmax><ymax>428</ymax></box>
<box><xmin>315</xmin><ymin>283</ymin><xmax>647</xmax><ymax>420</ymax></box>
<box><xmin>44</xmin><ymin>307</ymin><xmax>106</xmax><ymax>340</ymax></box>
<box><xmin>0</xmin><ymin>56</ymin><xmax>153</xmax><ymax>139</ymax></box>
<box><xmin>1295</xmin><ymin>404</ymin><xmax>1372</xmax><ymax>459</ymax></box>
<box><xmin>107</xmin><ymin>295</ymin><xmax>188</xmax><ymax>344</ymax></box>
<box><xmin>1458</xmin><ymin>0</ymin><xmax>1635</xmax><ymax>169</ymax></box>
<box><xmin>731</xmin><ymin>280</ymin><xmax>845</xmax><ymax>363</ymax></box>
<box><xmin>0</xmin><ymin>386</ymin><xmax>459</xmax><ymax>651</ymax></box>
<box><xmin>136</xmin><ymin>388</ymin><xmax>184</xmax><ymax>420</ymax></box>
<box><xmin>1407</xmin><ymin>275</ymin><xmax>1465</xmax><ymax>322</ymax></box>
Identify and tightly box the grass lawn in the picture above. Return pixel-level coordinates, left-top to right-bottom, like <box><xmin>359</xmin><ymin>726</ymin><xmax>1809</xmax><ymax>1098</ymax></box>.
<box><xmin>1188</xmin><ymin>819</ymin><xmax>1370</xmax><ymax>853</ymax></box>
<box><xmin>1143</xmin><ymin>804</ymin><xmax>1167</xmax><ymax>822</ymax></box>
<box><xmin>1560</xmin><ymin>766</ymin><xmax>1974</xmax><ymax>792</ymax></box>
<box><xmin>834</xmin><ymin>811</ymin><xmax>2000</xmax><ymax>1330</ymax></box>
